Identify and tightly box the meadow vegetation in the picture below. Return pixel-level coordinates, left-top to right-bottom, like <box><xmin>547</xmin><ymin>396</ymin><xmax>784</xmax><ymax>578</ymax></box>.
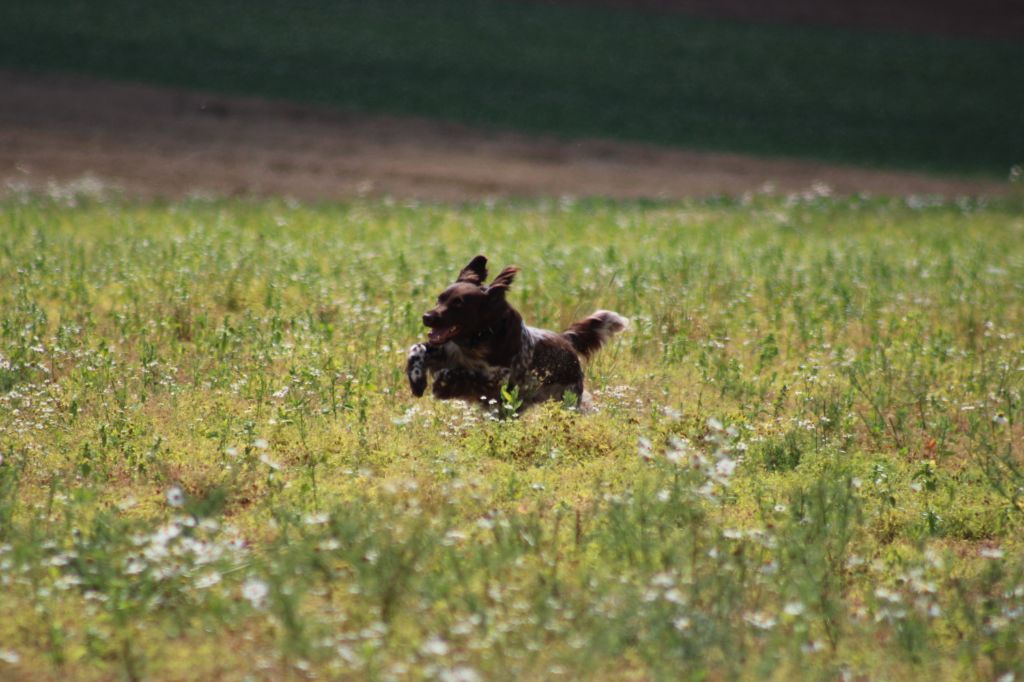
<box><xmin>0</xmin><ymin>189</ymin><xmax>1023</xmax><ymax>679</ymax></box>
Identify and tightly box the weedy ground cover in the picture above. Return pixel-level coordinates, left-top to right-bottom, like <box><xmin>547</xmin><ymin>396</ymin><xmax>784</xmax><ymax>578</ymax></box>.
<box><xmin>0</xmin><ymin>190</ymin><xmax>1022</xmax><ymax>680</ymax></box>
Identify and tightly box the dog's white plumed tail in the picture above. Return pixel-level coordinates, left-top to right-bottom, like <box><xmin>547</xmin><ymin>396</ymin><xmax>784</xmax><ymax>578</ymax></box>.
<box><xmin>562</xmin><ymin>310</ymin><xmax>629</xmax><ymax>359</ymax></box>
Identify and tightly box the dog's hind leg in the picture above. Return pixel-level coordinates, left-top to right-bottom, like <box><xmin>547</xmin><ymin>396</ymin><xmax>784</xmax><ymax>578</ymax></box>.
<box><xmin>522</xmin><ymin>381</ymin><xmax>583</xmax><ymax>408</ymax></box>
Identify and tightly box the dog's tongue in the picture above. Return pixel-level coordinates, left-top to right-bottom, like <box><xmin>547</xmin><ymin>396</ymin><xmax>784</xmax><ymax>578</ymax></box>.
<box><xmin>428</xmin><ymin>325</ymin><xmax>459</xmax><ymax>345</ymax></box>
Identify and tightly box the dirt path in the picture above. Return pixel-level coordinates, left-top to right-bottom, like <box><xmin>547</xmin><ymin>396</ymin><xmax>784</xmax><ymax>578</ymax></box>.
<box><xmin>0</xmin><ymin>70</ymin><xmax>1010</xmax><ymax>203</ymax></box>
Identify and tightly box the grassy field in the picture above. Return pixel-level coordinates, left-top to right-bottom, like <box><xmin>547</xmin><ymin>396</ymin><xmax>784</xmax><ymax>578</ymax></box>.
<box><xmin>2</xmin><ymin>0</ymin><xmax>1023</xmax><ymax>177</ymax></box>
<box><xmin>0</xmin><ymin>189</ymin><xmax>1022</xmax><ymax>679</ymax></box>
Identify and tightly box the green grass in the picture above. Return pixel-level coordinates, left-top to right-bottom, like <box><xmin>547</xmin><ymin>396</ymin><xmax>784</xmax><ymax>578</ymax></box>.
<box><xmin>1</xmin><ymin>0</ymin><xmax>1022</xmax><ymax>177</ymax></box>
<box><xmin>1</xmin><ymin>189</ymin><xmax>1023</xmax><ymax>679</ymax></box>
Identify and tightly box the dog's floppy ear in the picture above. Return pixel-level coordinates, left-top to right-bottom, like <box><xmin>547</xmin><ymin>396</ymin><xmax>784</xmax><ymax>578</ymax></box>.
<box><xmin>456</xmin><ymin>255</ymin><xmax>488</xmax><ymax>284</ymax></box>
<box><xmin>487</xmin><ymin>266</ymin><xmax>519</xmax><ymax>296</ymax></box>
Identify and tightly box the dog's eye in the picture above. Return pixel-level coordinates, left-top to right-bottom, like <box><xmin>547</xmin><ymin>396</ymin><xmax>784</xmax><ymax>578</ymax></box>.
<box><xmin>450</xmin><ymin>299</ymin><xmax>463</xmax><ymax>309</ymax></box>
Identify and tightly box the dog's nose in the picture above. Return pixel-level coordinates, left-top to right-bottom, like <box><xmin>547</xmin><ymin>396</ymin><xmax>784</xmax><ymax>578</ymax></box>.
<box><xmin>422</xmin><ymin>311</ymin><xmax>439</xmax><ymax>327</ymax></box>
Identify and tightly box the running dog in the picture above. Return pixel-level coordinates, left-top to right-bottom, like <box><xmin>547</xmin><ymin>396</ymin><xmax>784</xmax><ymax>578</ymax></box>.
<box><xmin>405</xmin><ymin>255</ymin><xmax>627</xmax><ymax>409</ymax></box>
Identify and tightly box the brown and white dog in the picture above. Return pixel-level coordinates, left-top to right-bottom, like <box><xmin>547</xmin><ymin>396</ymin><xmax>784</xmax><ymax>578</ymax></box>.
<box><xmin>406</xmin><ymin>255</ymin><xmax>628</xmax><ymax>409</ymax></box>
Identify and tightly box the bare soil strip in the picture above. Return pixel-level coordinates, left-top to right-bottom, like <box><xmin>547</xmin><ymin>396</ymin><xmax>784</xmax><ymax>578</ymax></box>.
<box><xmin>0</xmin><ymin>70</ymin><xmax>1010</xmax><ymax>203</ymax></box>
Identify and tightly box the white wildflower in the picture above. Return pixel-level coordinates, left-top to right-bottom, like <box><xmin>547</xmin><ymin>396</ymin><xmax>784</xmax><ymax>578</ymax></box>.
<box><xmin>672</xmin><ymin>616</ymin><xmax>691</xmax><ymax>631</ymax></box>
<box><xmin>980</xmin><ymin>547</ymin><xmax>1005</xmax><ymax>559</ymax></box>
<box><xmin>442</xmin><ymin>530</ymin><xmax>467</xmax><ymax>547</ymax></box>
<box><xmin>440</xmin><ymin>666</ymin><xmax>482</xmax><ymax>682</ymax></box>
<box><xmin>194</xmin><ymin>571</ymin><xmax>222</xmax><ymax>589</ymax></box>
<box><xmin>664</xmin><ymin>588</ymin><xmax>686</xmax><ymax>605</ymax></box>
<box><xmin>801</xmin><ymin>639</ymin><xmax>826</xmax><ymax>654</ymax></box>
<box><xmin>166</xmin><ymin>485</ymin><xmax>185</xmax><ymax>508</ymax></box>
<box><xmin>258</xmin><ymin>454</ymin><xmax>281</xmax><ymax>470</ymax></box>
<box><xmin>650</xmin><ymin>572</ymin><xmax>675</xmax><ymax>587</ymax></box>
<box><xmin>875</xmin><ymin>587</ymin><xmax>902</xmax><ymax>603</ymax></box>
<box><xmin>744</xmin><ymin>611</ymin><xmax>777</xmax><ymax>630</ymax></box>
<box><xmin>421</xmin><ymin>636</ymin><xmax>449</xmax><ymax>657</ymax></box>
<box><xmin>242</xmin><ymin>577</ymin><xmax>269</xmax><ymax>607</ymax></box>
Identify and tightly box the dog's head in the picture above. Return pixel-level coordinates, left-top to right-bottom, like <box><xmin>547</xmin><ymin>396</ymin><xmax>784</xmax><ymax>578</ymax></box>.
<box><xmin>422</xmin><ymin>255</ymin><xmax>519</xmax><ymax>345</ymax></box>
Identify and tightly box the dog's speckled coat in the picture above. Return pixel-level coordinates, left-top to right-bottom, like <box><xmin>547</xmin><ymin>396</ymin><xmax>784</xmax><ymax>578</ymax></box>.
<box><xmin>406</xmin><ymin>255</ymin><xmax>627</xmax><ymax>409</ymax></box>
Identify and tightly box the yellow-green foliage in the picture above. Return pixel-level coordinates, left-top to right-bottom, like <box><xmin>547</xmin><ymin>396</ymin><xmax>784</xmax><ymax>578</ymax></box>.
<box><xmin>0</xmin><ymin>192</ymin><xmax>1022</xmax><ymax>680</ymax></box>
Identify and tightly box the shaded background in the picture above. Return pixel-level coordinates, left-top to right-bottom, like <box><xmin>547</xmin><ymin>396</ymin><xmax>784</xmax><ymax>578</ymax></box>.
<box><xmin>1</xmin><ymin>0</ymin><xmax>1022</xmax><ymax>197</ymax></box>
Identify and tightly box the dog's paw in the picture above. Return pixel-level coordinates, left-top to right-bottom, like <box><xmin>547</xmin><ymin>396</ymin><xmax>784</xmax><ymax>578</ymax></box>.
<box><xmin>406</xmin><ymin>343</ymin><xmax>429</xmax><ymax>397</ymax></box>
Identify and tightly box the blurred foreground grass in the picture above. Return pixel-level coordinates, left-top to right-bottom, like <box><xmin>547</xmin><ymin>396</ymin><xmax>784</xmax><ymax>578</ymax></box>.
<box><xmin>1</xmin><ymin>191</ymin><xmax>1023</xmax><ymax>679</ymax></box>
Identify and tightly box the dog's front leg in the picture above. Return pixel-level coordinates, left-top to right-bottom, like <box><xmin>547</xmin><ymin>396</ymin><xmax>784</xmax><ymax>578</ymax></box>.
<box><xmin>406</xmin><ymin>343</ymin><xmax>448</xmax><ymax>397</ymax></box>
<box><xmin>431</xmin><ymin>367</ymin><xmax>501</xmax><ymax>402</ymax></box>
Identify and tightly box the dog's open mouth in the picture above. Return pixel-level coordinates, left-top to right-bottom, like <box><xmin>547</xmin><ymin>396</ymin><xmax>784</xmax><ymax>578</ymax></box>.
<box><xmin>427</xmin><ymin>324</ymin><xmax>460</xmax><ymax>345</ymax></box>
